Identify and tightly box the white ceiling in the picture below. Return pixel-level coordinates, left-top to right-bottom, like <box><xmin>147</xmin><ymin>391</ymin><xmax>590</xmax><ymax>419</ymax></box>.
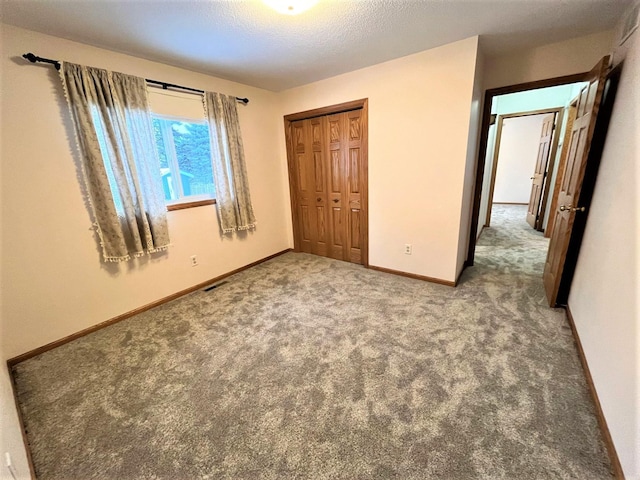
<box><xmin>1</xmin><ymin>0</ymin><xmax>630</xmax><ymax>91</ymax></box>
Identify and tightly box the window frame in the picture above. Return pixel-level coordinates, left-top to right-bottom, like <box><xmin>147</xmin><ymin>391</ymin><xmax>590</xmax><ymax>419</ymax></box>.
<box><xmin>151</xmin><ymin>113</ymin><xmax>217</xmax><ymax>211</ymax></box>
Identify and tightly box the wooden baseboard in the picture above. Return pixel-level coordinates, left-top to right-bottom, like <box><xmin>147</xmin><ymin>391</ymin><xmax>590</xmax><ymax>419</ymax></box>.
<box><xmin>565</xmin><ymin>306</ymin><xmax>625</xmax><ymax>479</ymax></box>
<box><xmin>7</xmin><ymin>248</ymin><xmax>292</xmax><ymax>367</ymax></box>
<box><xmin>368</xmin><ymin>265</ymin><xmax>455</xmax><ymax>287</ymax></box>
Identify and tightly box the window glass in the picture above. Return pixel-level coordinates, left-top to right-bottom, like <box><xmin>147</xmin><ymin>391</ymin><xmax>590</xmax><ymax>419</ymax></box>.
<box><xmin>92</xmin><ymin>107</ymin><xmax>125</xmax><ymax>214</ymax></box>
<box><xmin>152</xmin><ymin>117</ymin><xmax>215</xmax><ymax>203</ymax></box>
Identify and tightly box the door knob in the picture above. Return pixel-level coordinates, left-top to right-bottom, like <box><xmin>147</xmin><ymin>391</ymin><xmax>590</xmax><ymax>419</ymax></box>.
<box><xmin>333</xmin><ymin>199</ymin><xmax>339</xmax><ymax>203</ymax></box>
<box><xmin>559</xmin><ymin>205</ymin><xmax>586</xmax><ymax>212</ymax></box>
<box><xmin>317</xmin><ymin>197</ymin><xmax>322</xmax><ymax>202</ymax></box>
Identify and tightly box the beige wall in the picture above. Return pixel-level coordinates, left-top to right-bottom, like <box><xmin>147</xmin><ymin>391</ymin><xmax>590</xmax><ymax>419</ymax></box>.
<box><xmin>568</xmin><ymin>21</ymin><xmax>640</xmax><ymax>479</ymax></box>
<box><xmin>456</xmin><ymin>46</ymin><xmax>484</xmax><ymax>278</ymax></box>
<box><xmin>279</xmin><ymin>37</ymin><xmax>480</xmax><ymax>282</ymax></box>
<box><xmin>0</xmin><ymin>25</ymin><xmax>291</xmax><ymax>361</ymax></box>
<box><xmin>493</xmin><ymin>114</ymin><xmax>548</xmax><ymax>203</ymax></box>
<box><xmin>0</xmin><ymin>23</ymin><xmax>31</xmax><ymax>480</ymax></box>
<box><xmin>484</xmin><ymin>30</ymin><xmax>615</xmax><ymax>90</ymax></box>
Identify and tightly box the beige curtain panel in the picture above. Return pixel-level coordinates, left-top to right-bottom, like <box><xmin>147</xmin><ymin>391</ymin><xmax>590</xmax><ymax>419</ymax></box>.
<box><xmin>204</xmin><ymin>92</ymin><xmax>256</xmax><ymax>234</ymax></box>
<box><xmin>59</xmin><ymin>62</ymin><xmax>170</xmax><ymax>262</ymax></box>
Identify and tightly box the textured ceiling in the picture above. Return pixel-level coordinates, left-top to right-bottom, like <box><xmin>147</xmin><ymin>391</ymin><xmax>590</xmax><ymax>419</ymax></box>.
<box><xmin>1</xmin><ymin>0</ymin><xmax>630</xmax><ymax>91</ymax></box>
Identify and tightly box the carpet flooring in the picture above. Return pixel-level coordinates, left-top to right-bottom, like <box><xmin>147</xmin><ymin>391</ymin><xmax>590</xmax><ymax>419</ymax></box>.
<box><xmin>13</xmin><ymin>205</ymin><xmax>613</xmax><ymax>479</ymax></box>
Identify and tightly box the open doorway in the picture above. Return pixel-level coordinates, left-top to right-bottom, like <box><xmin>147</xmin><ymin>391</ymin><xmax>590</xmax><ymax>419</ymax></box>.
<box><xmin>467</xmin><ymin>57</ymin><xmax>619</xmax><ymax>307</ymax></box>
<box><xmin>477</xmin><ymin>83</ymin><xmax>586</xmax><ymax>240</ymax></box>
<box><xmin>485</xmin><ymin>109</ymin><xmax>562</xmax><ymax>231</ymax></box>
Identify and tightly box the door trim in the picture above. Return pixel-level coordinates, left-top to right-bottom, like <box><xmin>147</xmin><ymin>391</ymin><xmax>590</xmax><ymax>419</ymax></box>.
<box><xmin>284</xmin><ymin>98</ymin><xmax>368</xmax><ymax>122</ymax></box>
<box><xmin>484</xmin><ymin>107</ymin><xmax>563</xmax><ymax>230</ymax></box>
<box><xmin>467</xmin><ymin>72</ymin><xmax>589</xmax><ymax>266</ymax></box>
<box><xmin>284</xmin><ymin>99</ymin><xmax>369</xmax><ymax>267</ymax></box>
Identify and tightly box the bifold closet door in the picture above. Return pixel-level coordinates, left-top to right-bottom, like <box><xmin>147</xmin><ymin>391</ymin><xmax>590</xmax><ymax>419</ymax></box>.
<box><xmin>289</xmin><ymin>108</ymin><xmax>365</xmax><ymax>265</ymax></box>
<box><xmin>291</xmin><ymin>118</ymin><xmax>329</xmax><ymax>257</ymax></box>
<box><xmin>326</xmin><ymin>110</ymin><xmax>364</xmax><ymax>264</ymax></box>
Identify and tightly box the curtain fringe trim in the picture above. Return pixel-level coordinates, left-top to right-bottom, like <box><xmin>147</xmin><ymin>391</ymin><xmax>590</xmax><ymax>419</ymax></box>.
<box><xmin>102</xmin><ymin>244</ymin><xmax>171</xmax><ymax>263</ymax></box>
<box><xmin>222</xmin><ymin>223</ymin><xmax>256</xmax><ymax>234</ymax></box>
<box><xmin>146</xmin><ymin>245</ymin><xmax>171</xmax><ymax>254</ymax></box>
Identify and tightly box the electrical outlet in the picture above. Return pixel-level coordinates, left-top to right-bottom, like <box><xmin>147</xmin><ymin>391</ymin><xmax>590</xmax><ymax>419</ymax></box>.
<box><xmin>190</xmin><ymin>255</ymin><xmax>198</xmax><ymax>267</ymax></box>
<box><xmin>404</xmin><ymin>244</ymin><xmax>412</xmax><ymax>255</ymax></box>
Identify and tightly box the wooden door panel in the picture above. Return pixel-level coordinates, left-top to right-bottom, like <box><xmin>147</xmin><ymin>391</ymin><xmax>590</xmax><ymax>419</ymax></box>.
<box><xmin>562</xmin><ymin>123</ymin><xmax>589</xmax><ymax>196</ymax></box>
<box><xmin>300</xmin><ymin>205</ymin><xmax>312</xmax><ymax>252</ymax></box>
<box><xmin>293</xmin><ymin>119</ymin><xmax>324</xmax><ymax>255</ymax></box>
<box><xmin>316</xmin><ymin>205</ymin><xmax>327</xmax><ymax>255</ymax></box>
<box><xmin>350</xmin><ymin>149</ymin><xmax>360</xmax><ymax>194</ymax></box>
<box><xmin>577</xmin><ymin>87</ymin><xmax>589</xmax><ymax>116</ymax></box>
<box><xmin>561</xmin><ymin>128</ymin><xmax>580</xmax><ymax>192</ymax></box>
<box><xmin>546</xmin><ymin>105</ymin><xmax>577</xmax><ymax>238</ymax></box>
<box><xmin>346</xmin><ymin>110</ymin><xmax>364</xmax><ymax>263</ymax></box>
<box><xmin>313</xmin><ymin>152</ymin><xmax>324</xmax><ymax>192</ymax></box>
<box><xmin>349</xmin><ymin>115</ymin><xmax>361</xmax><ymax>141</ymax></box>
<box><xmin>312</xmin><ymin>121</ymin><xmax>322</xmax><ymax>146</ymax></box>
<box><xmin>350</xmin><ymin>207</ymin><xmax>362</xmax><ymax>263</ymax></box>
<box><xmin>294</xmin><ymin>123</ymin><xmax>305</xmax><ymax>149</ymax></box>
<box><xmin>350</xmin><ymin>209</ymin><xmax>361</xmax><ymax>249</ymax></box>
<box><xmin>326</xmin><ymin>114</ymin><xmax>346</xmax><ymax>260</ymax></box>
<box><xmin>543</xmin><ymin>211</ymin><xmax>571</xmax><ymax>291</ymax></box>
<box><xmin>527</xmin><ymin>113</ymin><xmax>555</xmax><ymax>229</ymax></box>
<box><xmin>291</xmin><ymin>120</ymin><xmax>313</xmax><ymax>253</ymax></box>
<box><xmin>543</xmin><ymin>56</ymin><xmax>609</xmax><ymax>306</ymax></box>
<box><xmin>297</xmin><ymin>154</ymin><xmax>308</xmax><ymax>191</ymax></box>
<box><xmin>332</xmin><ymin>208</ymin><xmax>343</xmax><ymax>244</ymax></box>
<box><xmin>331</xmin><ymin>206</ymin><xmax>344</xmax><ymax>258</ymax></box>
<box><xmin>329</xmin><ymin>119</ymin><xmax>340</xmax><ymax>143</ymax></box>
<box><xmin>330</xmin><ymin>150</ymin><xmax>341</xmax><ymax>193</ymax></box>
<box><xmin>310</xmin><ymin>118</ymin><xmax>328</xmax><ymax>256</ymax></box>
<box><xmin>528</xmin><ymin>184</ymin><xmax>542</xmax><ymax>214</ymax></box>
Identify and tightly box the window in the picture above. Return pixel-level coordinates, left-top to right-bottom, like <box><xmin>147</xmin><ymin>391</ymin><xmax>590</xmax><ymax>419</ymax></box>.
<box><xmin>152</xmin><ymin>116</ymin><xmax>215</xmax><ymax>206</ymax></box>
<box><xmin>147</xmin><ymin>88</ymin><xmax>217</xmax><ymax>210</ymax></box>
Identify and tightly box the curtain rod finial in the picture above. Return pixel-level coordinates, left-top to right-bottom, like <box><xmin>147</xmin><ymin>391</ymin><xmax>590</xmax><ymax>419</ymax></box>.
<box><xmin>22</xmin><ymin>52</ymin><xmax>61</xmax><ymax>70</ymax></box>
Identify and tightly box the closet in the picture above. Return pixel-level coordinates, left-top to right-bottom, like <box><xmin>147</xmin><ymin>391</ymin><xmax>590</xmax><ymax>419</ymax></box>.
<box><xmin>284</xmin><ymin>100</ymin><xmax>368</xmax><ymax>265</ymax></box>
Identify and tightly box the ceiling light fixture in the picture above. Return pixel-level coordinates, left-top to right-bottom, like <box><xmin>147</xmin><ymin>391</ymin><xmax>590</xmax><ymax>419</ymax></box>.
<box><xmin>263</xmin><ymin>0</ymin><xmax>318</xmax><ymax>15</ymax></box>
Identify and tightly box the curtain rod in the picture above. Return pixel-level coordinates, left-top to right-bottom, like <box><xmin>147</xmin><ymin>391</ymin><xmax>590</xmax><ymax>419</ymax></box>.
<box><xmin>22</xmin><ymin>53</ymin><xmax>250</xmax><ymax>104</ymax></box>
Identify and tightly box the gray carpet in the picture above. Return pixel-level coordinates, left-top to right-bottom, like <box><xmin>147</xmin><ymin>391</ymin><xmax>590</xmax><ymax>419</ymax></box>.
<box><xmin>13</xmin><ymin>205</ymin><xmax>613</xmax><ymax>479</ymax></box>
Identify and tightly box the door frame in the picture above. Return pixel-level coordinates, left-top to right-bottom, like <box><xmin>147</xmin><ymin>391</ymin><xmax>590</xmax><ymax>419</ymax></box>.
<box><xmin>484</xmin><ymin>107</ymin><xmax>564</xmax><ymax>230</ymax></box>
<box><xmin>467</xmin><ymin>66</ymin><xmax>620</xmax><ymax>306</ymax></box>
<box><xmin>283</xmin><ymin>98</ymin><xmax>369</xmax><ymax>266</ymax></box>
<box><xmin>467</xmin><ymin>72</ymin><xmax>588</xmax><ymax>267</ymax></box>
